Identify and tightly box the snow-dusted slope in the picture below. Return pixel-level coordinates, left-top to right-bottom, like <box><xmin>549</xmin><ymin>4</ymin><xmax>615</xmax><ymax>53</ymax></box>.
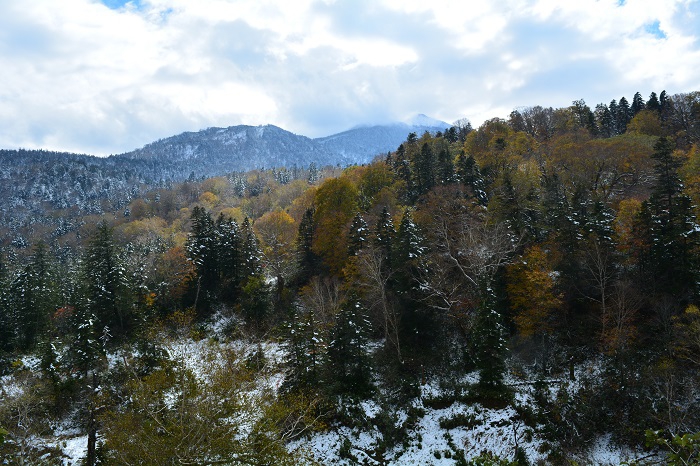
<box><xmin>315</xmin><ymin>116</ymin><xmax>451</xmax><ymax>164</ymax></box>
<box><xmin>119</xmin><ymin>124</ymin><xmax>351</xmax><ymax>177</ymax></box>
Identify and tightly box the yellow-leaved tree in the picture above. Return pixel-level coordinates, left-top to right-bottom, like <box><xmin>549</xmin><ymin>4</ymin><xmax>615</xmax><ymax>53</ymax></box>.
<box><xmin>507</xmin><ymin>245</ymin><xmax>562</xmax><ymax>373</ymax></box>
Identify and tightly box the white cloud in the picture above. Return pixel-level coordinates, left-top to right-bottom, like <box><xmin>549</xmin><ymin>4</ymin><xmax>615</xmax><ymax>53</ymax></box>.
<box><xmin>0</xmin><ymin>0</ymin><xmax>698</xmax><ymax>154</ymax></box>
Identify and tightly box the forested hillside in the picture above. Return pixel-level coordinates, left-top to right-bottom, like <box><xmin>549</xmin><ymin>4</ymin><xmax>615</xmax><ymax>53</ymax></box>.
<box><xmin>1</xmin><ymin>90</ymin><xmax>700</xmax><ymax>465</ymax></box>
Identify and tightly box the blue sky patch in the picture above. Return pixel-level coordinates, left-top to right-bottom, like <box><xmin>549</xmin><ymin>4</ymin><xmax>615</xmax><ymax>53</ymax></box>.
<box><xmin>101</xmin><ymin>0</ymin><xmax>142</xmax><ymax>11</ymax></box>
<box><xmin>645</xmin><ymin>20</ymin><xmax>667</xmax><ymax>39</ymax></box>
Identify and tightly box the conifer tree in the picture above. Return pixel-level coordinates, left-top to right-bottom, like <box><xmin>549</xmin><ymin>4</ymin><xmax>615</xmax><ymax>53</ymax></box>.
<box><xmin>617</xmin><ymin>96</ymin><xmax>632</xmax><ymax>133</ymax></box>
<box><xmin>282</xmin><ymin>305</ymin><xmax>324</xmax><ymax>394</ymax></box>
<box><xmin>348</xmin><ymin>212</ymin><xmax>369</xmax><ymax>256</ymax></box>
<box><xmin>456</xmin><ymin>152</ymin><xmax>488</xmax><ymax>206</ymax></box>
<box><xmin>394</xmin><ymin>209</ymin><xmax>425</xmax><ymax>269</ymax></box>
<box><xmin>82</xmin><ymin>222</ymin><xmax>131</xmax><ymax>337</ymax></box>
<box><xmin>414</xmin><ymin>142</ymin><xmax>435</xmax><ymax>195</ymax></box>
<box><xmin>436</xmin><ymin>146</ymin><xmax>455</xmax><ymax>185</ymax></box>
<box><xmin>639</xmin><ymin>137</ymin><xmax>700</xmax><ymax>300</ymax></box>
<box><xmin>631</xmin><ymin>92</ymin><xmax>645</xmax><ymax>115</ymax></box>
<box><xmin>595</xmin><ymin>103</ymin><xmax>616</xmax><ymax>138</ymax></box>
<box><xmin>473</xmin><ymin>289</ymin><xmax>508</xmax><ymax>397</ymax></box>
<box><xmin>647</xmin><ymin>91</ymin><xmax>661</xmax><ymax>113</ymax></box>
<box><xmin>0</xmin><ymin>253</ymin><xmax>10</xmax><ymax>355</ymax></box>
<box><xmin>326</xmin><ymin>292</ymin><xmax>372</xmax><ymax>397</ymax></box>
<box><xmin>294</xmin><ymin>207</ymin><xmax>319</xmax><ymax>287</ymax></box>
<box><xmin>187</xmin><ymin>206</ymin><xmax>219</xmax><ymax>288</ymax></box>
<box><xmin>241</xmin><ymin>217</ymin><xmax>263</xmax><ymax>279</ymax></box>
<box><xmin>392</xmin><ymin>143</ymin><xmax>415</xmax><ymax>203</ymax></box>
<box><xmin>10</xmin><ymin>241</ymin><xmax>59</xmax><ymax>350</ymax></box>
<box><xmin>609</xmin><ymin>100</ymin><xmax>620</xmax><ymax>135</ymax></box>
<box><xmin>374</xmin><ymin>207</ymin><xmax>395</xmax><ymax>265</ymax></box>
<box><xmin>216</xmin><ymin>214</ymin><xmax>242</xmax><ymax>300</ymax></box>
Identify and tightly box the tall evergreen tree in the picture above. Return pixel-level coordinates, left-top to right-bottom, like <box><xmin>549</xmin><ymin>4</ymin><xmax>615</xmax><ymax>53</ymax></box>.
<box><xmin>294</xmin><ymin>207</ymin><xmax>320</xmax><ymax>287</ymax></box>
<box><xmin>374</xmin><ymin>207</ymin><xmax>396</xmax><ymax>265</ymax></box>
<box><xmin>10</xmin><ymin>242</ymin><xmax>59</xmax><ymax>350</ymax></box>
<box><xmin>608</xmin><ymin>99</ymin><xmax>619</xmax><ymax>134</ymax></box>
<box><xmin>391</xmin><ymin>142</ymin><xmax>416</xmax><ymax>202</ymax></box>
<box><xmin>348</xmin><ymin>213</ymin><xmax>369</xmax><ymax>257</ymax></box>
<box><xmin>647</xmin><ymin>91</ymin><xmax>661</xmax><ymax>113</ymax></box>
<box><xmin>241</xmin><ymin>217</ymin><xmax>263</xmax><ymax>279</ymax></box>
<box><xmin>187</xmin><ymin>207</ymin><xmax>219</xmax><ymax>310</ymax></box>
<box><xmin>215</xmin><ymin>214</ymin><xmax>243</xmax><ymax>288</ymax></box>
<box><xmin>473</xmin><ymin>289</ymin><xmax>509</xmax><ymax>397</ymax></box>
<box><xmin>456</xmin><ymin>152</ymin><xmax>489</xmax><ymax>206</ymax></box>
<box><xmin>436</xmin><ymin>146</ymin><xmax>455</xmax><ymax>185</ymax></box>
<box><xmin>617</xmin><ymin>96</ymin><xmax>632</xmax><ymax>134</ymax></box>
<box><xmin>281</xmin><ymin>304</ymin><xmax>324</xmax><ymax>394</ymax></box>
<box><xmin>415</xmin><ymin>142</ymin><xmax>435</xmax><ymax>195</ymax></box>
<box><xmin>82</xmin><ymin>222</ymin><xmax>131</xmax><ymax>337</ymax></box>
<box><xmin>631</xmin><ymin>92</ymin><xmax>645</xmax><ymax>115</ymax></box>
<box><xmin>595</xmin><ymin>103</ymin><xmax>616</xmax><ymax>138</ymax></box>
<box><xmin>0</xmin><ymin>253</ymin><xmax>11</xmax><ymax>355</ymax></box>
<box><xmin>639</xmin><ymin>137</ymin><xmax>700</xmax><ymax>301</ymax></box>
<box><xmin>326</xmin><ymin>292</ymin><xmax>372</xmax><ymax>397</ymax></box>
<box><xmin>659</xmin><ymin>90</ymin><xmax>669</xmax><ymax>120</ymax></box>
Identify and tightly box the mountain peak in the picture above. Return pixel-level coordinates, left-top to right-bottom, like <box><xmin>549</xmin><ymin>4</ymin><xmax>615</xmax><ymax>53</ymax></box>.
<box><xmin>405</xmin><ymin>114</ymin><xmax>450</xmax><ymax>128</ymax></box>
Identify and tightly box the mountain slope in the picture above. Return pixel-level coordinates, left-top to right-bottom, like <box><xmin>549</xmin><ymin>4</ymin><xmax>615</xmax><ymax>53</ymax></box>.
<box><xmin>315</xmin><ymin>117</ymin><xmax>451</xmax><ymax>164</ymax></box>
<box><xmin>119</xmin><ymin>124</ymin><xmax>352</xmax><ymax>178</ymax></box>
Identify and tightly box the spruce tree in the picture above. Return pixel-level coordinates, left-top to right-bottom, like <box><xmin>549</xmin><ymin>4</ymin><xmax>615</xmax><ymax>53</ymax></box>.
<box><xmin>216</xmin><ymin>214</ymin><xmax>242</xmax><ymax>301</ymax></box>
<box><xmin>326</xmin><ymin>292</ymin><xmax>372</xmax><ymax>397</ymax></box>
<box><xmin>456</xmin><ymin>152</ymin><xmax>488</xmax><ymax>206</ymax></box>
<box><xmin>0</xmin><ymin>253</ymin><xmax>11</xmax><ymax>355</ymax></box>
<box><xmin>241</xmin><ymin>217</ymin><xmax>263</xmax><ymax>278</ymax></box>
<box><xmin>82</xmin><ymin>222</ymin><xmax>131</xmax><ymax>337</ymax></box>
<box><xmin>10</xmin><ymin>241</ymin><xmax>59</xmax><ymax>350</ymax></box>
<box><xmin>374</xmin><ymin>207</ymin><xmax>395</xmax><ymax>265</ymax></box>
<box><xmin>294</xmin><ymin>207</ymin><xmax>319</xmax><ymax>287</ymax></box>
<box><xmin>631</xmin><ymin>92</ymin><xmax>645</xmax><ymax>115</ymax></box>
<box><xmin>436</xmin><ymin>146</ymin><xmax>455</xmax><ymax>185</ymax></box>
<box><xmin>393</xmin><ymin>143</ymin><xmax>415</xmax><ymax>202</ymax></box>
<box><xmin>281</xmin><ymin>305</ymin><xmax>324</xmax><ymax>394</ymax></box>
<box><xmin>617</xmin><ymin>96</ymin><xmax>632</xmax><ymax>133</ymax></box>
<box><xmin>348</xmin><ymin>213</ymin><xmax>369</xmax><ymax>256</ymax></box>
<box><xmin>415</xmin><ymin>142</ymin><xmax>435</xmax><ymax>195</ymax></box>
<box><xmin>473</xmin><ymin>289</ymin><xmax>509</xmax><ymax>399</ymax></box>
<box><xmin>639</xmin><ymin>137</ymin><xmax>700</xmax><ymax>300</ymax></box>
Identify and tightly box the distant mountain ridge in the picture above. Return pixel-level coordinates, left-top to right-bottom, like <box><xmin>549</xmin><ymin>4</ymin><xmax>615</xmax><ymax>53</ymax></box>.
<box><xmin>118</xmin><ymin>115</ymin><xmax>451</xmax><ymax>171</ymax></box>
<box><xmin>0</xmin><ymin>116</ymin><xmax>452</xmax><ymax>238</ymax></box>
<box><xmin>314</xmin><ymin>115</ymin><xmax>450</xmax><ymax>164</ymax></box>
<box><xmin>118</xmin><ymin>124</ymin><xmax>350</xmax><ymax>178</ymax></box>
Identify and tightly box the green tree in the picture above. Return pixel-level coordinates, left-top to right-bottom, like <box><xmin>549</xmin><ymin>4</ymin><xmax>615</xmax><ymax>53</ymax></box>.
<box><xmin>0</xmin><ymin>254</ymin><xmax>10</xmax><ymax>356</ymax></box>
<box><xmin>456</xmin><ymin>152</ymin><xmax>488</xmax><ymax>206</ymax></box>
<box><xmin>473</xmin><ymin>289</ymin><xmax>509</xmax><ymax>398</ymax></box>
<box><xmin>9</xmin><ymin>241</ymin><xmax>59</xmax><ymax>350</ymax></box>
<box><xmin>294</xmin><ymin>207</ymin><xmax>320</xmax><ymax>287</ymax></box>
<box><xmin>348</xmin><ymin>212</ymin><xmax>369</xmax><ymax>257</ymax></box>
<box><xmin>639</xmin><ymin>137</ymin><xmax>700</xmax><ymax>301</ymax></box>
<box><xmin>326</xmin><ymin>291</ymin><xmax>373</xmax><ymax>397</ymax></box>
<box><xmin>187</xmin><ymin>207</ymin><xmax>219</xmax><ymax>309</ymax></box>
<box><xmin>414</xmin><ymin>142</ymin><xmax>435</xmax><ymax>195</ymax></box>
<box><xmin>282</xmin><ymin>304</ymin><xmax>325</xmax><ymax>394</ymax></box>
<box><xmin>82</xmin><ymin>223</ymin><xmax>132</xmax><ymax>337</ymax></box>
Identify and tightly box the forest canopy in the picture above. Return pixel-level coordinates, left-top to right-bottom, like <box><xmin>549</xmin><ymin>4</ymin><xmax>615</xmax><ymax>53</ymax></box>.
<box><xmin>1</xmin><ymin>90</ymin><xmax>700</xmax><ymax>464</ymax></box>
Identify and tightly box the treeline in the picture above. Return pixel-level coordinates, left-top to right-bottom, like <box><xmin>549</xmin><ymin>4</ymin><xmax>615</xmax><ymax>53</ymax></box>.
<box><xmin>1</xmin><ymin>90</ymin><xmax>700</xmax><ymax>463</ymax></box>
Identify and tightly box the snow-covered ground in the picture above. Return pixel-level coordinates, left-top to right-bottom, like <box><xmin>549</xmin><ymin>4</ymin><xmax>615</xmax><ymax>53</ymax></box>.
<box><xmin>0</xmin><ymin>328</ymin><xmax>654</xmax><ymax>465</ymax></box>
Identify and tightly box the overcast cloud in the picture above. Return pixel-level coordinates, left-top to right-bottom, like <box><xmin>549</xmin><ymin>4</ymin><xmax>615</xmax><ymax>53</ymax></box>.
<box><xmin>0</xmin><ymin>0</ymin><xmax>699</xmax><ymax>155</ymax></box>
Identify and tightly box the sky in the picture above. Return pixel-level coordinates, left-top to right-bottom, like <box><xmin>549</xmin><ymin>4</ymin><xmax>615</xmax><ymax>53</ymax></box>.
<box><xmin>0</xmin><ymin>0</ymin><xmax>699</xmax><ymax>156</ymax></box>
